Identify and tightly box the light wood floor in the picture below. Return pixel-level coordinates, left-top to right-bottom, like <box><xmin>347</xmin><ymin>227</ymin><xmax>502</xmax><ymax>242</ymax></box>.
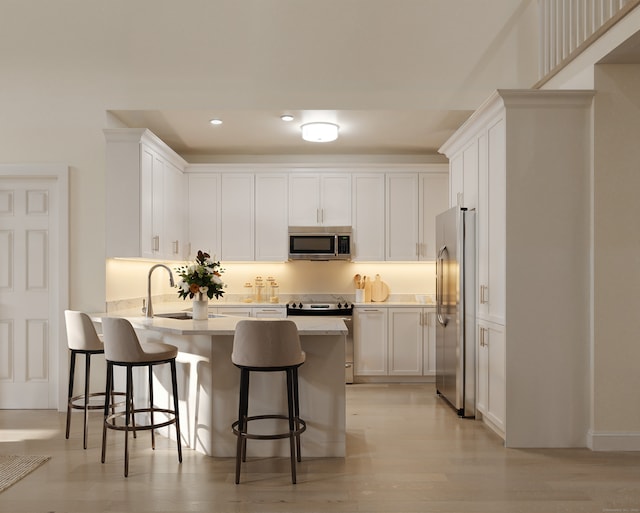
<box><xmin>1</xmin><ymin>383</ymin><xmax>639</xmax><ymax>512</ymax></box>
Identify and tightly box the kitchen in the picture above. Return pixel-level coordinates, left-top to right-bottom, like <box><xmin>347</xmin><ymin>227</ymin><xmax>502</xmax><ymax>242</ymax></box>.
<box><xmin>2</xmin><ymin>3</ymin><xmax>640</xmax><ymax>508</ymax></box>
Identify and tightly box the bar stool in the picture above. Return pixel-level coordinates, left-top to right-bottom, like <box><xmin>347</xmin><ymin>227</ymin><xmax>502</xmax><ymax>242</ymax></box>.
<box><xmin>100</xmin><ymin>317</ymin><xmax>182</xmax><ymax>477</ymax></box>
<box><xmin>231</xmin><ymin>319</ymin><xmax>306</xmax><ymax>484</ymax></box>
<box><xmin>64</xmin><ymin>310</ymin><xmax>128</xmax><ymax>449</ymax></box>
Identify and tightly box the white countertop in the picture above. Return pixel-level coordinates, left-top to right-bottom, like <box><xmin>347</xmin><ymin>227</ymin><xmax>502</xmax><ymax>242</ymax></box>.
<box><xmin>94</xmin><ymin>304</ymin><xmax>347</xmax><ymax>336</ymax></box>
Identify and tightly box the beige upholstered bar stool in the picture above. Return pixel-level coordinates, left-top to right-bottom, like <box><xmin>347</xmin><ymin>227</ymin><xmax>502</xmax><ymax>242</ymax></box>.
<box><xmin>100</xmin><ymin>317</ymin><xmax>182</xmax><ymax>477</ymax></box>
<box><xmin>64</xmin><ymin>310</ymin><xmax>128</xmax><ymax>449</ymax></box>
<box><xmin>231</xmin><ymin>319</ymin><xmax>306</xmax><ymax>484</ymax></box>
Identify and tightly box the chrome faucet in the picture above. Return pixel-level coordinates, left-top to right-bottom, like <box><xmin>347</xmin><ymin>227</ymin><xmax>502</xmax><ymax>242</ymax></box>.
<box><xmin>146</xmin><ymin>264</ymin><xmax>175</xmax><ymax>318</ymax></box>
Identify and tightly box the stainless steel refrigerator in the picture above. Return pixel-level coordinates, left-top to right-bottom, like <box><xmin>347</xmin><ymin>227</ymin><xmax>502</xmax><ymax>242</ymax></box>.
<box><xmin>435</xmin><ymin>206</ymin><xmax>476</xmax><ymax>418</ymax></box>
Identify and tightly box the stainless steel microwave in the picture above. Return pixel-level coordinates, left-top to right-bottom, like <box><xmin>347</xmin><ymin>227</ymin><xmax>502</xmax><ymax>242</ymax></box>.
<box><xmin>288</xmin><ymin>226</ymin><xmax>352</xmax><ymax>261</ymax></box>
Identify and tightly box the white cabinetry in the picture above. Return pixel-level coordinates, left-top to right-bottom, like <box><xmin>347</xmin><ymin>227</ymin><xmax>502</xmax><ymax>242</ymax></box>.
<box><xmin>216</xmin><ymin>305</ymin><xmax>286</xmax><ymax>318</ymax></box>
<box><xmin>288</xmin><ymin>172</ymin><xmax>351</xmax><ymax>226</ymax></box>
<box><xmin>440</xmin><ymin>90</ymin><xmax>594</xmax><ymax>447</ymax></box>
<box><xmin>388</xmin><ymin>308</ymin><xmax>422</xmax><ymax>375</ymax></box>
<box><xmin>187</xmin><ymin>173</ymin><xmax>220</xmax><ymax>259</ymax></box>
<box><xmin>220</xmin><ymin>173</ymin><xmax>254</xmax><ymax>261</ymax></box>
<box><xmin>386</xmin><ymin>173</ymin><xmax>419</xmax><ymax>260</ymax></box>
<box><xmin>419</xmin><ymin>173</ymin><xmax>449</xmax><ymax>260</ymax></box>
<box><xmin>255</xmin><ymin>173</ymin><xmax>288</xmax><ymax>261</ymax></box>
<box><xmin>476</xmin><ymin>320</ymin><xmax>505</xmax><ymax>435</ymax></box>
<box><xmin>351</xmin><ymin>173</ymin><xmax>385</xmax><ymax>261</ymax></box>
<box><xmin>386</xmin><ymin>171</ymin><xmax>448</xmax><ymax>261</ymax></box>
<box><xmin>355</xmin><ymin>306</ymin><xmax>436</xmax><ymax>379</ymax></box>
<box><xmin>354</xmin><ymin>307</ymin><xmax>387</xmax><ymax>376</ymax></box>
<box><xmin>105</xmin><ymin>128</ymin><xmax>187</xmax><ymax>260</ymax></box>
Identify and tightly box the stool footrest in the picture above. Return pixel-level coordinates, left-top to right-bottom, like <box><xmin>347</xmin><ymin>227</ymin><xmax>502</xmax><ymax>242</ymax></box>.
<box><xmin>105</xmin><ymin>407</ymin><xmax>178</xmax><ymax>432</ymax></box>
<box><xmin>69</xmin><ymin>391</ymin><xmax>127</xmax><ymax>411</ymax></box>
<box><xmin>232</xmin><ymin>414</ymin><xmax>306</xmax><ymax>441</ymax></box>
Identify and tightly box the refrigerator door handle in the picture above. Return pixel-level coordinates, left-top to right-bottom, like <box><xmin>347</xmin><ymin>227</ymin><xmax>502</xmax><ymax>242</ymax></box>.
<box><xmin>436</xmin><ymin>245</ymin><xmax>448</xmax><ymax>327</ymax></box>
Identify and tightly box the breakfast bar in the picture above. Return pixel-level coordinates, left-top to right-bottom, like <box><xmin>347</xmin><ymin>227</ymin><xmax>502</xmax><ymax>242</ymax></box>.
<box><xmin>97</xmin><ymin>313</ymin><xmax>347</xmax><ymax>458</ymax></box>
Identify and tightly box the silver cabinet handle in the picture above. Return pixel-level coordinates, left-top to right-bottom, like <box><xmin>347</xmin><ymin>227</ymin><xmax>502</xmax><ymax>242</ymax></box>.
<box><xmin>480</xmin><ymin>285</ymin><xmax>489</xmax><ymax>304</ymax></box>
<box><xmin>172</xmin><ymin>240</ymin><xmax>179</xmax><ymax>254</ymax></box>
<box><xmin>152</xmin><ymin>235</ymin><xmax>160</xmax><ymax>252</ymax></box>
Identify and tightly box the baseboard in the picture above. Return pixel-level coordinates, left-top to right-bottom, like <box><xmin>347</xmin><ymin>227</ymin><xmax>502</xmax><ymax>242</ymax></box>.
<box><xmin>587</xmin><ymin>430</ymin><xmax>640</xmax><ymax>451</ymax></box>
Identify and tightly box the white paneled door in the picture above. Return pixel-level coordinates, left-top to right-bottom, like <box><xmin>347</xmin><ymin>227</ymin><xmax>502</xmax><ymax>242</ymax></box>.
<box><xmin>0</xmin><ymin>165</ymin><xmax>68</xmax><ymax>409</ymax></box>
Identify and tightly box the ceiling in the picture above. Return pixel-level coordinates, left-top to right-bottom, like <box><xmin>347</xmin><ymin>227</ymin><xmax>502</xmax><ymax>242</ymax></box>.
<box><xmin>110</xmin><ymin>108</ymin><xmax>474</xmax><ymax>159</ymax></box>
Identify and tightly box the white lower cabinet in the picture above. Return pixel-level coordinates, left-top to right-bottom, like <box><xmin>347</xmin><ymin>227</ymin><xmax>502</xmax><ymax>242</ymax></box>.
<box><xmin>355</xmin><ymin>306</ymin><xmax>435</xmax><ymax>379</ymax></box>
<box><xmin>476</xmin><ymin>319</ymin><xmax>506</xmax><ymax>435</ymax></box>
<box><xmin>216</xmin><ymin>305</ymin><xmax>286</xmax><ymax>318</ymax></box>
<box><xmin>388</xmin><ymin>308</ymin><xmax>422</xmax><ymax>375</ymax></box>
<box><xmin>354</xmin><ymin>307</ymin><xmax>388</xmax><ymax>376</ymax></box>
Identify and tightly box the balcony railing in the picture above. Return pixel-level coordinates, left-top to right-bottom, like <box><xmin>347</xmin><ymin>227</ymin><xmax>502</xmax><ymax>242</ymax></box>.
<box><xmin>538</xmin><ymin>0</ymin><xmax>640</xmax><ymax>81</ymax></box>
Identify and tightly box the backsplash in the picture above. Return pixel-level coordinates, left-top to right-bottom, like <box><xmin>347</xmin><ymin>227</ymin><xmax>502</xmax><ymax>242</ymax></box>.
<box><xmin>106</xmin><ymin>258</ymin><xmax>436</xmax><ymax>305</ymax></box>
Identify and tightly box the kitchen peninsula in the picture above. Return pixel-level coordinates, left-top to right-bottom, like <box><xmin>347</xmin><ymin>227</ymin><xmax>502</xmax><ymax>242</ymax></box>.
<box><xmin>95</xmin><ymin>312</ymin><xmax>347</xmax><ymax>458</ymax></box>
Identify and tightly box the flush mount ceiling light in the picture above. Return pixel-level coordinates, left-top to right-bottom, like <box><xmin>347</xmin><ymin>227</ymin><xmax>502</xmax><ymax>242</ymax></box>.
<box><xmin>209</xmin><ymin>118</ymin><xmax>223</xmax><ymax>125</ymax></box>
<box><xmin>301</xmin><ymin>122</ymin><xmax>339</xmax><ymax>143</ymax></box>
<box><xmin>280</xmin><ymin>114</ymin><xmax>294</xmax><ymax>122</ymax></box>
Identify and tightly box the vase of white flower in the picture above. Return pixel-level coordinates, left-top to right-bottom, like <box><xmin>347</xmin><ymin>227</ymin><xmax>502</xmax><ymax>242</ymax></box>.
<box><xmin>192</xmin><ymin>293</ymin><xmax>209</xmax><ymax>321</ymax></box>
<box><xmin>175</xmin><ymin>250</ymin><xmax>225</xmax><ymax>320</ymax></box>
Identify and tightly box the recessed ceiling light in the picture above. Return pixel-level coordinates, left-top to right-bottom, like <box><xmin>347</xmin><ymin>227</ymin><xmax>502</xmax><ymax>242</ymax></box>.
<box><xmin>280</xmin><ymin>114</ymin><xmax>294</xmax><ymax>122</ymax></box>
<box><xmin>209</xmin><ymin>118</ymin><xmax>223</xmax><ymax>125</ymax></box>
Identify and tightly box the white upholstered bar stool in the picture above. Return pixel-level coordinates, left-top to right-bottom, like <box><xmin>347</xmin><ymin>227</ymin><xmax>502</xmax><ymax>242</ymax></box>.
<box><xmin>231</xmin><ymin>319</ymin><xmax>306</xmax><ymax>484</ymax></box>
<box><xmin>100</xmin><ymin>317</ymin><xmax>182</xmax><ymax>477</ymax></box>
<box><xmin>64</xmin><ymin>310</ymin><xmax>127</xmax><ymax>449</ymax></box>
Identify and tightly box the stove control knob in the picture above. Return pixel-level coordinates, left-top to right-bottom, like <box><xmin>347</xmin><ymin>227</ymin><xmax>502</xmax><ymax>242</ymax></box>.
<box><xmin>337</xmin><ymin>302</ymin><xmax>343</xmax><ymax>309</ymax></box>
<box><xmin>298</xmin><ymin>302</ymin><xmax>303</xmax><ymax>309</ymax></box>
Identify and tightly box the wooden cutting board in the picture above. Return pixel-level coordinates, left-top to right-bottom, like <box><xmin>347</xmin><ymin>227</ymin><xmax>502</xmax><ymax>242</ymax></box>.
<box><xmin>370</xmin><ymin>274</ymin><xmax>389</xmax><ymax>302</ymax></box>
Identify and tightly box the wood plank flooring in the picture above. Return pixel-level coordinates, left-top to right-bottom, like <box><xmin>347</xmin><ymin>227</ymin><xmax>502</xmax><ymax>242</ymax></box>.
<box><xmin>1</xmin><ymin>383</ymin><xmax>639</xmax><ymax>512</ymax></box>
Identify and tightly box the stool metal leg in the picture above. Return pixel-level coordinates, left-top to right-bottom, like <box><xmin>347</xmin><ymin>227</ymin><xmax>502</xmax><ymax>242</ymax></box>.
<box><xmin>235</xmin><ymin>368</ymin><xmax>249</xmax><ymax>484</ymax></box>
<box><xmin>83</xmin><ymin>353</ymin><xmax>91</xmax><ymax>449</ymax></box>
<box><xmin>286</xmin><ymin>368</ymin><xmax>297</xmax><ymax>484</ymax></box>
<box><xmin>149</xmin><ymin>364</ymin><xmax>155</xmax><ymax>450</ymax></box>
<box><xmin>170</xmin><ymin>359</ymin><xmax>183</xmax><ymax>463</ymax></box>
<box><xmin>65</xmin><ymin>350</ymin><xmax>77</xmax><ymax>440</ymax></box>
<box><xmin>293</xmin><ymin>366</ymin><xmax>302</xmax><ymax>462</ymax></box>
<box><xmin>124</xmin><ymin>365</ymin><xmax>133</xmax><ymax>477</ymax></box>
<box><xmin>101</xmin><ymin>361</ymin><xmax>113</xmax><ymax>464</ymax></box>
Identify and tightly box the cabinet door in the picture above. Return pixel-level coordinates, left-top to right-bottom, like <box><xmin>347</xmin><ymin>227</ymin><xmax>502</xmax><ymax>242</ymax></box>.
<box><xmin>255</xmin><ymin>173</ymin><xmax>288</xmax><ymax>261</ymax></box>
<box><xmin>478</xmin><ymin>117</ymin><xmax>506</xmax><ymax>323</ymax></box>
<box><xmin>388</xmin><ymin>308</ymin><xmax>422</xmax><ymax>375</ymax></box>
<box><xmin>140</xmin><ymin>145</ymin><xmax>163</xmax><ymax>259</ymax></box>
<box><xmin>352</xmin><ymin>173</ymin><xmax>385</xmax><ymax>261</ymax></box>
<box><xmin>252</xmin><ymin>307</ymin><xmax>286</xmax><ymax>318</ymax></box>
<box><xmin>320</xmin><ymin>173</ymin><xmax>351</xmax><ymax>226</ymax></box>
<box><xmin>477</xmin><ymin>320</ymin><xmax>505</xmax><ymax>434</ymax></box>
<box><xmin>221</xmin><ymin>174</ymin><xmax>254</xmax><ymax>261</ymax></box>
<box><xmin>354</xmin><ymin>308</ymin><xmax>387</xmax><ymax>375</ymax></box>
<box><xmin>386</xmin><ymin>173</ymin><xmax>419</xmax><ymax>261</ymax></box>
<box><xmin>289</xmin><ymin>173</ymin><xmax>320</xmax><ymax>225</ymax></box>
<box><xmin>449</xmin><ymin>153</ymin><xmax>464</xmax><ymax>207</ymax></box>
<box><xmin>217</xmin><ymin>306</ymin><xmax>252</xmax><ymax>317</ymax></box>
<box><xmin>419</xmin><ymin>173</ymin><xmax>449</xmax><ymax>260</ymax></box>
<box><xmin>187</xmin><ymin>174</ymin><xmax>221</xmax><ymax>259</ymax></box>
<box><xmin>163</xmin><ymin>161</ymin><xmax>186</xmax><ymax>260</ymax></box>
<box><xmin>422</xmin><ymin>310</ymin><xmax>436</xmax><ymax>376</ymax></box>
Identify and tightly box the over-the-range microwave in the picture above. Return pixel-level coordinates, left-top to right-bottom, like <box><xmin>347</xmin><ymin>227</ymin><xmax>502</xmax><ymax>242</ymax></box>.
<box><xmin>288</xmin><ymin>226</ymin><xmax>352</xmax><ymax>261</ymax></box>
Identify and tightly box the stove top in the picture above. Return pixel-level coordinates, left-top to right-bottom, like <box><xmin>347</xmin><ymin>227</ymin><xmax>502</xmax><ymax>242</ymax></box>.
<box><xmin>286</xmin><ymin>301</ymin><xmax>353</xmax><ymax>316</ymax></box>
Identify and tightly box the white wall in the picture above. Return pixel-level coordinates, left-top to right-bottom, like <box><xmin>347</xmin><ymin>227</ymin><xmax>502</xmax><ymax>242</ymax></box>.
<box><xmin>591</xmin><ymin>64</ymin><xmax>640</xmax><ymax>448</ymax></box>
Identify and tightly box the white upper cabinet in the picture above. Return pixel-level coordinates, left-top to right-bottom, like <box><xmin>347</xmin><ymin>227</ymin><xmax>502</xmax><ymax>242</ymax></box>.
<box><xmin>351</xmin><ymin>173</ymin><xmax>385</xmax><ymax>261</ymax></box>
<box><xmin>386</xmin><ymin>173</ymin><xmax>420</xmax><ymax>260</ymax></box>
<box><xmin>288</xmin><ymin>172</ymin><xmax>351</xmax><ymax>226</ymax></box>
<box><xmin>105</xmin><ymin>128</ymin><xmax>187</xmax><ymax>260</ymax></box>
<box><xmin>419</xmin><ymin>173</ymin><xmax>449</xmax><ymax>260</ymax></box>
<box><xmin>255</xmin><ymin>173</ymin><xmax>288</xmax><ymax>261</ymax></box>
<box><xmin>220</xmin><ymin>173</ymin><xmax>255</xmax><ymax>261</ymax></box>
<box><xmin>187</xmin><ymin>173</ymin><xmax>221</xmax><ymax>260</ymax></box>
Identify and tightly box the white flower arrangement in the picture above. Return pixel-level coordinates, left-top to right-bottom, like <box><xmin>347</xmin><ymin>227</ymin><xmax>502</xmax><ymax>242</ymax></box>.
<box><xmin>175</xmin><ymin>250</ymin><xmax>225</xmax><ymax>301</ymax></box>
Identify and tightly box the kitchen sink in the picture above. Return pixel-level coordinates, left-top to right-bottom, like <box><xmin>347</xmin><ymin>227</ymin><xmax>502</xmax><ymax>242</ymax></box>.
<box><xmin>154</xmin><ymin>312</ymin><xmax>225</xmax><ymax>320</ymax></box>
<box><xmin>154</xmin><ymin>312</ymin><xmax>193</xmax><ymax>320</ymax></box>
